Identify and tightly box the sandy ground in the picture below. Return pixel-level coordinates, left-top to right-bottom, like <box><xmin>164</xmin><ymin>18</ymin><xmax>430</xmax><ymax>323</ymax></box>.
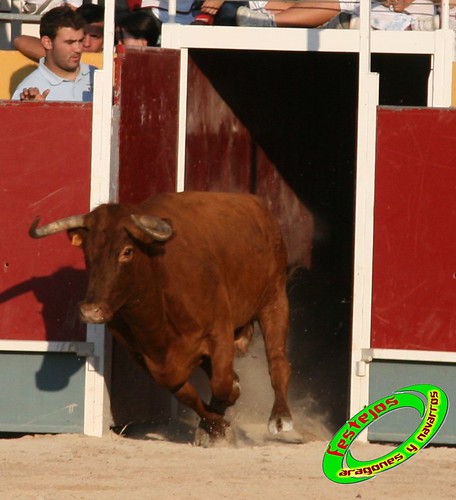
<box><xmin>1</xmin><ymin>338</ymin><xmax>454</xmax><ymax>499</ymax></box>
<box><xmin>1</xmin><ymin>422</ymin><xmax>455</xmax><ymax>500</ymax></box>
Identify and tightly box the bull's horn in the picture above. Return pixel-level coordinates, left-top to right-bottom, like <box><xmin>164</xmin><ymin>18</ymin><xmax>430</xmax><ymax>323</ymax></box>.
<box><xmin>130</xmin><ymin>214</ymin><xmax>173</xmax><ymax>241</ymax></box>
<box><xmin>29</xmin><ymin>214</ymin><xmax>86</xmax><ymax>238</ymax></box>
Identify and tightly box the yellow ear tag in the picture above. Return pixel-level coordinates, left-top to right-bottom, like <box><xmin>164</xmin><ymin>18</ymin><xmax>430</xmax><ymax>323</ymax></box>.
<box><xmin>71</xmin><ymin>233</ymin><xmax>83</xmax><ymax>247</ymax></box>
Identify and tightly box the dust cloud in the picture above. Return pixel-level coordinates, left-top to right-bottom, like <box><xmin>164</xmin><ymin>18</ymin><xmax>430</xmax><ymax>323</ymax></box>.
<box><xmin>230</xmin><ymin>329</ymin><xmax>334</xmax><ymax>446</ymax></box>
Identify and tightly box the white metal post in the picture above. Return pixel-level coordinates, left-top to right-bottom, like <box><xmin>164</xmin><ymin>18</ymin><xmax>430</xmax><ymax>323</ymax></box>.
<box><xmin>176</xmin><ymin>49</ymin><xmax>188</xmax><ymax>192</ymax></box>
<box><xmin>169</xmin><ymin>0</ymin><xmax>177</xmax><ymax>24</ymax></box>
<box><xmin>350</xmin><ymin>0</ymin><xmax>380</xmax><ymax>434</ymax></box>
<box><xmin>429</xmin><ymin>0</ymin><xmax>455</xmax><ymax>107</ymax></box>
<box><xmin>84</xmin><ymin>1</ymin><xmax>117</xmax><ymax>437</ymax></box>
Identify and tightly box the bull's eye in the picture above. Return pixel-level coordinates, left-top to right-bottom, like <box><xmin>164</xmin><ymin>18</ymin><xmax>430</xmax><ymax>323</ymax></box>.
<box><xmin>119</xmin><ymin>246</ymin><xmax>134</xmax><ymax>263</ymax></box>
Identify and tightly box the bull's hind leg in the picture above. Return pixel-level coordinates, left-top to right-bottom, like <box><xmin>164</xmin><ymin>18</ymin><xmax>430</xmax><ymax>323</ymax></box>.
<box><xmin>258</xmin><ymin>282</ymin><xmax>293</xmax><ymax>434</ymax></box>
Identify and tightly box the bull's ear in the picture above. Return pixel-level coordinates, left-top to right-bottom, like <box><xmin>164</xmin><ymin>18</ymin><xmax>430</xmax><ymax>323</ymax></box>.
<box><xmin>67</xmin><ymin>228</ymin><xmax>85</xmax><ymax>247</ymax></box>
<box><xmin>130</xmin><ymin>214</ymin><xmax>173</xmax><ymax>242</ymax></box>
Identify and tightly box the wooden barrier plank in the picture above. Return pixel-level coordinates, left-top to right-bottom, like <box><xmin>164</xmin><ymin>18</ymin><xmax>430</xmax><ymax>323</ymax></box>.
<box><xmin>373</xmin><ymin>107</ymin><xmax>456</xmax><ymax>351</ymax></box>
<box><xmin>0</xmin><ymin>102</ymin><xmax>92</xmax><ymax>341</ymax></box>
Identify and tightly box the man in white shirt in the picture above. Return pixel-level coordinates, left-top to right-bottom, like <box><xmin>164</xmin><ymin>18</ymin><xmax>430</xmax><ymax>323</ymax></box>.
<box><xmin>12</xmin><ymin>5</ymin><xmax>97</xmax><ymax>102</ymax></box>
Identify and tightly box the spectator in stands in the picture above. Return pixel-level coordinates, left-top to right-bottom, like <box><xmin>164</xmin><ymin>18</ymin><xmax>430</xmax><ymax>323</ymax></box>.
<box><xmin>14</xmin><ymin>3</ymin><xmax>104</xmax><ymax>62</ymax></box>
<box><xmin>193</xmin><ymin>0</ymin><xmax>439</xmax><ymax>30</ymax></box>
<box><xmin>116</xmin><ymin>9</ymin><xmax>161</xmax><ymax>46</ymax></box>
<box><xmin>12</xmin><ymin>6</ymin><xmax>97</xmax><ymax>102</ymax></box>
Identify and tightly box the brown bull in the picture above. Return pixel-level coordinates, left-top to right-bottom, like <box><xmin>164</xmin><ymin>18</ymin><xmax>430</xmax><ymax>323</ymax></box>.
<box><xmin>30</xmin><ymin>191</ymin><xmax>293</xmax><ymax>442</ymax></box>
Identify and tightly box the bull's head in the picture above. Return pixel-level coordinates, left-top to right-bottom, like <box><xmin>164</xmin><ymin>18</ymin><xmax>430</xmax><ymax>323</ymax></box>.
<box><xmin>29</xmin><ymin>207</ymin><xmax>173</xmax><ymax>324</ymax></box>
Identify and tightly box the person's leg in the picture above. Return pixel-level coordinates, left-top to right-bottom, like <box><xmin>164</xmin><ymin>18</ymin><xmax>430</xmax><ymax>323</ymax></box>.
<box><xmin>215</xmin><ymin>1</ymin><xmax>248</xmax><ymax>25</ymax></box>
<box><xmin>273</xmin><ymin>1</ymin><xmax>342</xmax><ymax>26</ymax></box>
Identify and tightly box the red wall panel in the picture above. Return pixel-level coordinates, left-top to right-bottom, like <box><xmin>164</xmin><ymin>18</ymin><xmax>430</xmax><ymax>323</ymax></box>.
<box><xmin>0</xmin><ymin>102</ymin><xmax>91</xmax><ymax>341</ymax></box>
<box><xmin>117</xmin><ymin>48</ymin><xmax>179</xmax><ymax>202</ymax></box>
<box><xmin>372</xmin><ymin>107</ymin><xmax>456</xmax><ymax>351</ymax></box>
<box><xmin>185</xmin><ymin>55</ymin><xmax>253</xmax><ymax>193</ymax></box>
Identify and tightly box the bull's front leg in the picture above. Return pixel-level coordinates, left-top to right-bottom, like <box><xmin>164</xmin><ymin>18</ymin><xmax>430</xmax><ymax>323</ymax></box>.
<box><xmin>199</xmin><ymin>354</ymin><xmax>241</xmax><ymax>417</ymax></box>
<box><xmin>142</xmin><ymin>351</ymin><xmax>229</xmax><ymax>445</ymax></box>
<box><xmin>193</xmin><ymin>338</ymin><xmax>241</xmax><ymax>445</ymax></box>
<box><xmin>171</xmin><ymin>380</ymin><xmax>231</xmax><ymax>445</ymax></box>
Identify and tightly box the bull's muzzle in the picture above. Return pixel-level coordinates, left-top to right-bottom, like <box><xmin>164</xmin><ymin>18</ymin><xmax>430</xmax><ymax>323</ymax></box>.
<box><xmin>79</xmin><ymin>303</ymin><xmax>112</xmax><ymax>324</ymax></box>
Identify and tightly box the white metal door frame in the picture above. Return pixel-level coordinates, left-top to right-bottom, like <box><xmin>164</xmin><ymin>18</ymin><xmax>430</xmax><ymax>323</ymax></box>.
<box><xmin>349</xmin><ymin>1</ymin><xmax>455</xmax><ymax>440</ymax></box>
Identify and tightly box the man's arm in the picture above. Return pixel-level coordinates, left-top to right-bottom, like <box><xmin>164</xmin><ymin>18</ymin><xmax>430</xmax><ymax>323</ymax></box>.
<box><xmin>13</xmin><ymin>35</ymin><xmax>45</xmax><ymax>63</ymax></box>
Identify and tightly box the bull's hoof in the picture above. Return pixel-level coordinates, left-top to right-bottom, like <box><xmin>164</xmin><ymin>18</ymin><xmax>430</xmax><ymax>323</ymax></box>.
<box><xmin>194</xmin><ymin>427</ymin><xmax>212</xmax><ymax>447</ymax></box>
<box><xmin>193</xmin><ymin>421</ymin><xmax>236</xmax><ymax>447</ymax></box>
<box><xmin>268</xmin><ymin>414</ymin><xmax>294</xmax><ymax>435</ymax></box>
